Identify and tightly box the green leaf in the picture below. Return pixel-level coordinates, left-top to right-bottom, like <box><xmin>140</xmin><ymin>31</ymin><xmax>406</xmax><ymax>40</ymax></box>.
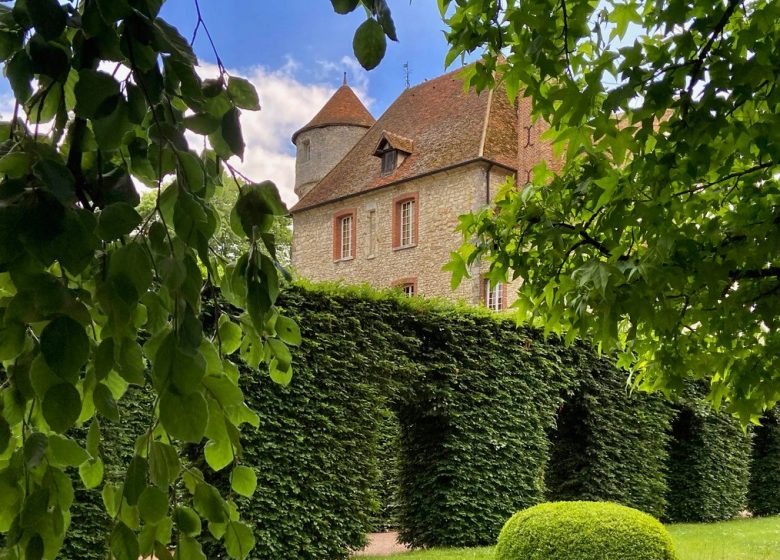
<box><xmin>234</xmin><ymin>181</ymin><xmax>287</xmax><ymax>237</ymax></box>
<box><xmin>79</xmin><ymin>458</ymin><xmax>104</xmax><ymax>489</ymax></box>
<box><xmin>42</xmin><ymin>383</ymin><xmax>82</xmax><ymax>433</ymax></box>
<box><xmin>124</xmin><ymin>455</ymin><xmax>149</xmax><ymax>506</ymax></box>
<box><xmin>24</xmin><ymin>433</ymin><xmax>48</xmax><ymax>468</ymax></box>
<box><xmin>86</xmin><ymin>418</ymin><xmax>100</xmax><ymax>457</ymax></box>
<box><xmin>275</xmin><ymin>315</ymin><xmax>301</xmax><ymax>346</ymax></box>
<box><xmin>149</xmin><ymin>441</ymin><xmax>180</xmax><ymax>489</ymax></box>
<box><xmin>25</xmin><ymin>533</ymin><xmax>44</xmax><ymax>560</ymax></box>
<box><xmin>227</xmin><ymin>77</ymin><xmax>260</xmax><ymax>111</ymax></box>
<box><xmin>176</xmin><ymin>536</ymin><xmax>206</xmax><ymax>560</ymax></box>
<box><xmin>32</xmin><ymin>159</ymin><xmax>76</xmax><ymax>206</ymax></box>
<box><xmin>221</xmin><ymin>107</ymin><xmax>245</xmax><ymax>159</ymax></box>
<box><xmin>267</xmin><ymin>338</ymin><xmax>292</xmax><ymax>370</ymax></box>
<box><xmin>376</xmin><ymin>1</ymin><xmax>398</xmax><ymax>41</ymax></box>
<box><xmin>102</xmin><ymin>483</ymin><xmax>122</xmax><ymax>518</ymax></box>
<box><xmin>193</xmin><ymin>483</ymin><xmax>227</xmax><ymax>523</ymax></box>
<box><xmin>224</xmin><ymin>521</ymin><xmax>256</xmax><ymax>560</ymax></box>
<box><xmin>353</xmin><ymin>18</ymin><xmax>387</xmax><ymax>70</ymax></box>
<box><xmin>110</xmin><ymin>522</ymin><xmax>140</xmax><ymax>560</ymax></box>
<box><xmin>218</xmin><ymin>316</ymin><xmax>243</xmax><ymax>355</ymax></box>
<box><xmin>96</xmin><ymin>0</ymin><xmax>132</xmax><ymax>22</ymax></box>
<box><xmin>94</xmin><ymin>382</ymin><xmax>120</xmax><ymax>422</ymax></box>
<box><xmin>0</xmin><ymin>151</ymin><xmax>32</xmax><ymax>178</ymax></box>
<box><xmin>159</xmin><ymin>391</ymin><xmax>208</xmax><ymax>443</ymax></box>
<box><xmin>230</xmin><ymin>466</ymin><xmax>257</xmax><ymax>498</ymax></box>
<box><xmin>183</xmin><ymin>113</ymin><xmax>220</xmax><ymax>134</ymax></box>
<box><xmin>173</xmin><ymin>506</ymin><xmax>201</xmax><ymax>537</ymax></box>
<box><xmin>0</xmin><ymin>320</ymin><xmax>26</xmax><ymax>361</ymax></box>
<box><xmin>269</xmin><ymin>358</ymin><xmax>292</xmax><ymax>387</ymax></box>
<box><xmin>40</xmin><ymin>316</ymin><xmax>90</xmax><ymax>380</ymax></box>
<box><xmin>0</xmin><ymin>416</ymin><xmax>10</xmax><ymax>454</ymax></box>
<box><xmin>6</xmin><ymin>50</ymin><xmax>33</xmax><ymax>103</ymax></box>
<box><xmin>27</xmin><ymin>0</ymin><xmax>66</xmax><ymax>40</ymax></box>
<box><xmin>74</xmin><ymin>69</ymin><xmax>120</xmax><ymax>118</ymax></box>
<box><xmin>331</xmin><ymin>0</ymin><xmax>360</xmax><ymax>14</ymax></box>
<box><xmin>48</xmin><ymin>434</ymin><xmax>89</xmax><ymax>467</ymax></box>
<box><xmin>98</xmin><ymin>202</ymin><xmax>142</xmax><ymax>241</ymax></box>
<box><xmin>138</xmin><ymin>486</ymin><xmax>168</xmax><ymax>524</ymax></box>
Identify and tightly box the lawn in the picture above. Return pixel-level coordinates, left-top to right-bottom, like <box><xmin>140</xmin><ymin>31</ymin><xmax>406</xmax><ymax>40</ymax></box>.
<box><xmin>361</xmin><ymin>516</ymin><xmax>780</xmax><ymax>560</ymax></box>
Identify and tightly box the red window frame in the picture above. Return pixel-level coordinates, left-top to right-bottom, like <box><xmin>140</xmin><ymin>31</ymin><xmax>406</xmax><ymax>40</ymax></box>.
<box><xmin>332</xmin><ymin>208</ymin><xmax>357</xmax><ymax>261</ymax></box>
<box><xmin>392</xmin><ymin>193</ymin><xmax>419</xmax><ymax>250</ymax></box>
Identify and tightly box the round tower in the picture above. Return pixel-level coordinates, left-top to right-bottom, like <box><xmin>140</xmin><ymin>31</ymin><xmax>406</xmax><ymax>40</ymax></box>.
<box><xmin>292</xmin><ymin>76</ymin><xmax>375</xmax><ymax>200</ymax></box>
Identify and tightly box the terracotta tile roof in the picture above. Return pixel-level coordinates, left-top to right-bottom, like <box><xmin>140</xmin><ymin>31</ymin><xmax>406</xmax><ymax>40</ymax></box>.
<box><xmin>291</xmin><ymin>85</ymin><xmax>375</xmax><ymax>143</ymax></box>
<box><xmin>291</xmin><ymin>67</ymin><xmax>519</xmax><ymax>213</ymax></box>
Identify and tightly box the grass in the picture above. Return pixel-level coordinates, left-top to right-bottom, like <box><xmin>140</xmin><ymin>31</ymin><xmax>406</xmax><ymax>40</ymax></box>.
<box><xmin>360</xmin><ymin>516</ymin><xmax>780</xmax><ymax>560</ymax></box>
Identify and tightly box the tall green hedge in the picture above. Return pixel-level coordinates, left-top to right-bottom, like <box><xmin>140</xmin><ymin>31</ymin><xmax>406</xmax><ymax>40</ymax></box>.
<box><xmin>545</xmin><ymin>349</ymin><xmax>673</xmax><ymax>518</ymax></box>
<box><xmin>395</xmin><ymin>314</ymin><xmax>567</xmax><ymax>548</ymax></box>
<box><xmin>748</xmin><ymin>407</ymin><xmax>780</xmax><ymax>516</ymax></box>
<box><xmin>57</xmin><ymin>284</ymin><xmax>759</xmax><ymax>558</ymax></box>
<box><xmin>665</xmin><ymin>399</ymin><xmax>751</xmax><ymax>522</ymax></box>
<box><xmin>203</xmin><ymin>288</ymin><xmax>411</xmax><ymax>559</ymax></box>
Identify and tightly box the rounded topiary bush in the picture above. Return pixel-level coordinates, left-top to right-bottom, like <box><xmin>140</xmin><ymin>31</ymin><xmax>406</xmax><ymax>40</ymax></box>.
<box><xmin>496</xmin><ymin>501</ymin><xmax>679</xmax><ymax>560</ymax></box>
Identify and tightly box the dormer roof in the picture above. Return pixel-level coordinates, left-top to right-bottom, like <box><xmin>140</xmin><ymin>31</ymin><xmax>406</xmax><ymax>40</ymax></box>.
<box><xmin>373</xmin><ymin>131</ymin><xmax>415</xmax><ymax>156</ymax></box>
<box><xmin>291</xmin><ymin>84</ymin><xmax>375</xmax><ymax>143</ymax></box>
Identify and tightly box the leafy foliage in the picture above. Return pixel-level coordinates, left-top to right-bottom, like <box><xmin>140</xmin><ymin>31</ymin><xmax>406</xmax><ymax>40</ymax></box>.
<box><xmin>545</xmin><ymin>350</ymin><xmax>673</xmax><ymax>518</ymax></box>
<box><xmin>496</xmin><ymin>502</ymin><xmax>679</xmax><ymax>560</ymax></box>
<box><xmin>441</xmin><ymin>0</ymin><xmax>780</xmax><ymax>419</ymax></box>
<box><xmin>748</xmin><ymin>407</ymin><xmax>780</xmax><ymax>516</ymax></box>
<box><xmin>665</xmin><ymin>394</ymin><xmax>751</xmax><ymax>522</ymax></box>
<box><xmin>0</xmin><ymin>1</ymin><xmax>391</xmax><ymax>557</ymax></box>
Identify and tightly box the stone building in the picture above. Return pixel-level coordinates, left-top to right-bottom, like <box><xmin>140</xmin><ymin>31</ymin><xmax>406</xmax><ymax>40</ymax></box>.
<box><xmin>290</xmin><ymin>69</ymin><xmax>554</xmax><ymax>309</ymax></box>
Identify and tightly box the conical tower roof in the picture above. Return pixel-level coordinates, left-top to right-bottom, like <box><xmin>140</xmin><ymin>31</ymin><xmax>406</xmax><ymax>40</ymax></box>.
<box><xmin>292</xmin><ymin>82</ymin><xmax>375</xmax><ymax>143</ymax></box>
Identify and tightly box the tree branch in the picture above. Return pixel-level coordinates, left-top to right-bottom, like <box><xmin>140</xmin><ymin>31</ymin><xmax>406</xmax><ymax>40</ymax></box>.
<box><xmin>673</xmin><ymin>161</ymin><xmax>774</xmax><ymax>197</ymax></box>
<box><xmin>686</xmin><ymin>0</ymin><xmax>741</xmax><ymax>99</ymax></box>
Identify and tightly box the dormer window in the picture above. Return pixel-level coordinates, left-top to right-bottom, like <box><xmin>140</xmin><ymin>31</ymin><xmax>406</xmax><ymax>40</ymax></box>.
<box><xmin>374</xmin><ymin>131</ymin><xmax>414</xmax><ymax>177</ymax></box>
<box><xmin>381</xmin><ymin>150</ymin><xmax>397</xmax><ymax>175</ymax></box>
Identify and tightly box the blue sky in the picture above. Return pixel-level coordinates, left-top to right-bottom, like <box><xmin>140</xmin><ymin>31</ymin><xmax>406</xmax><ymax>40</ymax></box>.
<box><xmin>0</xmin><ymin>2</ymin><xmax>465</xmax><ymax>204</ymax></box>
<box><xmin>161</xmin><ymin>1</ymin><xmax>456</xmax><ymax>114</ymax></box>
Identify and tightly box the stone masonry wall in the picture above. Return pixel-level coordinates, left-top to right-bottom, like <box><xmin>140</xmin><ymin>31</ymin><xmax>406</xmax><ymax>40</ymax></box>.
<box><xmin>292</xmin><ymin>162</ymin><xmax>529</xmax><ymax>307</ymax></box>
<box><xmin>294</xmin><ymin>125</ymin><xmax>368</xmax><ymax>199</ymax></box>
<box><xmin>293</xmin><ymin>163</ymin><xmax>487</xmax><ymax>303</ymax></box>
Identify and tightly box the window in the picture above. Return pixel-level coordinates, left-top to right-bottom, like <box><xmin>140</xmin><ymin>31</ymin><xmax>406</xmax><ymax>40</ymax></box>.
<box><xmin>393</xmin><ymin>277</ymin><xmax>417</xmax><ymax>297</ymax></box>
<box><xmin>381</xmin><ymin>150</ymin><xmax>397</xmax><ymax>175</ymax></box>
<box><xmin>340</xmin><ymin>215</ymin><xmax>352</xmax><ymax>259</ymax></box>
<box><xmin>400</xmin><ymin>200</ymin><xmax>414</xmax><ymax>247</ymax></box>
<box><xmin>392</xmin><ymin>193</ymin><xmax>418</xmax><ymax>250</ymax></box>
<box><xmin>484</xmin><ymin>279</ymin><xmax>506</xmax><ymax>311</ymax></box>
<box><xmin>301</xmin><ymin>139</ymin><xmax>311</xmax><ymax>162</ymax></box>
<box><xmin>332</xmin><ymin>209</ymin><xmax>356</xmax><ymax>261</ymax></box>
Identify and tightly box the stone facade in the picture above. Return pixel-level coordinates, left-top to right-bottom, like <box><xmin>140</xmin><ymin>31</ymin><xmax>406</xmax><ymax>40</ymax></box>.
<box><xmin>292</xmin><ymin>161</ymin><xmax>523</xmax><ymax>306</ymax></box>
<box><xmin>289</xmin><ymin>71</ymin><xmax>556</xmax><ymax>309</ymax></box>
<box><xmin>294</xmin><ymin>125</ymin><xmax>368</xmax><ymax>199</ymax></box>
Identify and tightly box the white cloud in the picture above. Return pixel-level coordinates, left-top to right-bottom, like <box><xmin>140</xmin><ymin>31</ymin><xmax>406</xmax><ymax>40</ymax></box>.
<box><xmin>197</xmin><ymin>58</ymin><xmax>373</xmax><ymax>206</ymax></box>
<box><xmin>0</xmin><ymin>57</ymin><xmax>371</xmax><ymax>207</ymax></box>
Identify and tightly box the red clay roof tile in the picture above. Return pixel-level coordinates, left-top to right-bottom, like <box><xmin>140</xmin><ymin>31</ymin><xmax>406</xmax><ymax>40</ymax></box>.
<box><xmin>291</xmin><ymin>85</ymin><xmax>375</xmax><ymax>143</ymax></box>
<box><xmin>291</xmin><ymin>67</ymin><xmax>519</xmax><ymax>212</ymax></box>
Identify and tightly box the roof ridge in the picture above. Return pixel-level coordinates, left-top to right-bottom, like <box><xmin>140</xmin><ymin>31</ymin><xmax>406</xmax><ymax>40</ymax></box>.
<box><xmin>478</xmin><ymin>88</ymin><xmax>494</xmax><ymax>158</ymax></box>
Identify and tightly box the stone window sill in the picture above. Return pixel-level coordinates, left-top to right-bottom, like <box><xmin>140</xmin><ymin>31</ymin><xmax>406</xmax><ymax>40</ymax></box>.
<box><xmin>334</xmin><ymin>256</ymin><xmax>355</xmax><ymax>263</ymax></box>
<box><xmin>393</xmin><ymin>243</ymin><xmax>417</xmax><ymax>252</ymax></box>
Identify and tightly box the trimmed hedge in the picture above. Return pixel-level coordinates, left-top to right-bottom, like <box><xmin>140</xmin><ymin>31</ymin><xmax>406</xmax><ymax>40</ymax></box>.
<box><xmin>665</xmin><ymin>399</ymin><xmax>751</xmax><ymax>522</ymax></box>
<box><xmin>58</xmin><ymin>284</ymin><xmax>758</xmax><ymax>557</ymax></box>
<box><xmin>202</xmin><ymin>288</ymin><xmax>412</xmax><ymax>559</ymax></box>
<box><xmin>545</xmin><ymin>350</ymin><xmax>673</xmax><ymax>518</ymax></box>
<box><xmin>748</xmin><ymin>407</ymin><xmax>780</xmax><ymax>516</ymax></box>
<box><xmin>495</xmin><ymin>501</ymin><xmax>679</xmax><ymax>560</ymax></box>
<box><xmin>395</xmin><ymin>313</ymin><xmax>567</xmax><ymax>548</ymax></box>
